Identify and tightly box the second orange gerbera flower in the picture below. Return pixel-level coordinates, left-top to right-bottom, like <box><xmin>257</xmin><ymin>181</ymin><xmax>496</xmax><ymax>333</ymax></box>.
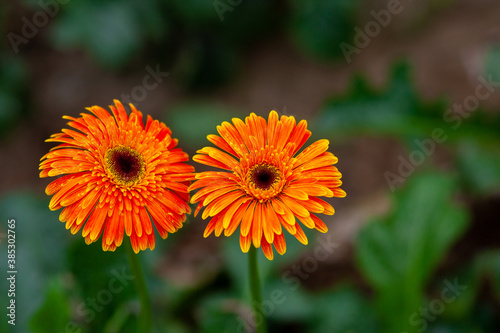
<box><xmin>189</xmin><ymin>111</ymin><xmax>345</xmax><ymax>260</ymax></box>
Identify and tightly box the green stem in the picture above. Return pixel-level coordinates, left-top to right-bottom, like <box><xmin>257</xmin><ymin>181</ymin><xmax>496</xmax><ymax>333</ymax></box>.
<box><xmin>125</xmin><ymin>241</ymin><xmax>152</xmax><ymax>333</ymax></box>
<box><xmin>248</xmin><ymin>246</ymin><xmax>267</xmax><ymax>333</ymax></box>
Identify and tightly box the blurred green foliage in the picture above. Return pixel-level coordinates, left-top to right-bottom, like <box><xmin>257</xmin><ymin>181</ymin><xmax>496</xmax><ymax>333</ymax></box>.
<box><xmin>29</xmin><ymin>279</ymin><xmax>70</xmax><ymax>333</ymax></box>
<box><xmin>315</xmin><ymin>62</ymin><xmax>500</xmax><ymax>143</ymax></box>
<box><xmin>314</xmin><ymin>62</ymin><xmax>447</xmax><ymax>138</ymax></box>
<box><xmin>456</xmin><ymin>140</ymin><xmax>500</xmax><ymax>196</ymax></box>
<box><xmin>485</xmin><ymin>44</ymin><xmax>500</xmax><ymax>83</ymax></box>
<box><xmin>2</xmin><ymin>0</ymin><xmax>500</xmax><ymax>332</ymax></box>
<box><xmin>51</xmin><ymin>1</ymin><xmax>156</xmax><ymax>69</ymax></box>
<box><xmin>356</xmin><ymin>172</ymin><xmax>469</xmax><ymax>333</ymax></box>
<box><xmin>288</xmin><ymin>0</ymin><xmax>363</xmax><ymax>60</ymax></box>
<box><xmin>315</xmin><ymin>62</ymin><xmax>500</xmax><ymax>197</ymax></box>
<box><xmin>20</xmin><ymin>0</ymin><xmax>364</xmax><ymax>89</ymax></box>
<box><xmin>164</xmin><ymin>102</ymin><xmax>245</xmax><ymax>148</ymax></box>
<box><xmin>0</xmin><ymin>192</ymin><xmax>69</xmax><ymax>333</ymax></box>
<box><xmin>0</xmin><ymin>56</ymin><xmax>27</xmax><ymax>137</ymax></box>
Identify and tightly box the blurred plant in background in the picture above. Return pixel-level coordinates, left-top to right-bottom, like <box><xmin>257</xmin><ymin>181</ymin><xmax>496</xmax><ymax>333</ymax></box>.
<box><xmin>1</xmin><ymin>0</ymin><xmax>500</xmax><ymax>332</ymax></box>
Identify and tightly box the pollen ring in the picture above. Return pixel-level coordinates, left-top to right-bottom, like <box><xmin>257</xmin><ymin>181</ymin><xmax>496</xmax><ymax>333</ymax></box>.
<box><xmin>244</xmin><ymin>163</ymin><xmax>284</xmax><ymax>201</ymax></box>
<box><xmin>105</xmin><ymin>146</ymin><xmax>145</xmax><ymax>187</ymax></box>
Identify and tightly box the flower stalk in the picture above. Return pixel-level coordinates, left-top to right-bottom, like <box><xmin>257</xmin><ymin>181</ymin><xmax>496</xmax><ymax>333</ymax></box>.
<box><xmin>249</xmin><ymin>245</ymin><xmax>267</xmax><ymax>333</ymax></box>
<box><xmin>125</xmin><ymin>241</ymin><xmax>152</xmax><ymax>333</ymax></box>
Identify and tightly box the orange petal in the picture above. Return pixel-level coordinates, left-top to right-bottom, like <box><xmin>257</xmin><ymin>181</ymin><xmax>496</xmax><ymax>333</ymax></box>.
<box><xmin>207</xmin><ymin>134</ymin><xmax>238</xmax><ymax>157</ymax></box>
<box><xmin>277</xmin><ymin>209</ymin><xmax>297</xmax><ymax>235</ymax></box>
<box><xmin>224</xmin><ymin>200</ymin><xmax>250</xmax><ymax>237</ymax></box>
<box><xmin>275</xmin><ymin>116</ymin><xmax>295</xmax><ymax>151</ymax></box>
<box><xmin>223</xmin><ymin>197</ymin><xmax>251</xmax><ymax>228</ymax></box>
<box><xmin>217</xmin><ymin>121</ymin><xmax>248</xmax><ymax>156</ymax></box>
<box><xmin>204</xmin><ymin>191</ymin><xmax>244</xmax><ymax>219</ymax></box>
<box><xmin>262</xmin><ymin>204</ymin><xmax>274</xmax><ymax>244</ymax></box>
<box><xmin>271</xmin><ymin>199</ymin><xmax>284</xmax><ymax>215</ymax></box>
<box><xmin>310</xmin><ymin>214</ymin><xmax>328</xmax><ymax>233</ymax></box>
<box><xmin>280</xmin><ymin>195</ymin><xmax>310</xmax><ymax>218</ymax></box>
<box><xmin>214</xmin><ymin>214</ymin><xmax>225</xmax><ymax>237</ymax></box>
<box><xmin>45</xmin><ymin>173</ymin><xmax>83</xmax><ymax>195</ymax></box>
<box><xmin>308</xmin><ymin>197</ymin><xmax>335</xmax><ymax>215</ymax></box>
<box><xmin>240</xmin><ymin>234</ymin><xmax>251</xmax><ymax>253</ymax></box>
<box><xmin>204</xmin><ymin>217</ymin><xmax>218</xmax><ymax>237</ymax></box>
<box><xmin>299</xmin><ymin>199</ymin><xmax>325</xmax><ymax>214</ymax></box>
<box><xmin>124</xmin><ymin>208</ymin><xmax>133</xmax><ymax>236</ymax></box>
<box><xmin>283</xmin><ymin>187</ymin><xmax>308</xmax><ymax>201</ymax></box>
<box><xmin>273</xmin><ymin>233</ymin><xmax>287</xmax><ymax>255</ymax></box>
<box><xmin>295</xmin><ymin>139</ymin><xmax>329</xmax><ymax>165</ymax></box>
<box><xmin>288</xmin><ymin>119</ymin><xmax>311</xmax><ymax>155</ymax></box>
<box><xmin>333</xmin><ymin>188</ymin><xmax>347</xmax><ymax>198</ymax></box>
<box><xmin>267</xmin><ymin>111</ymin><xmax>279</xmax><ymax>147</ymax></box>
<box><xmin>202</xmin><ymin>186</ymin><xmax>241</xmax><ymax>207</ymax></box>
<box><xmin>193</xmin><ymin>154</ymin><xmax>233</xmax><ymax>170</ymax></box>
<box><xmin>240</xmin><ymin>201</ymin><xmax>256</xmax><ymax>237</ymax></box>
<box><xmin>82</xmin><ymin>206</ymin><xmax>108</xmax><ymax>241</ymax></box>
<box><xmin>261</xmin><ymin>238</ymin><xmax>274</xmax><ymax>260</ymax></box>
<box><xmin>197</xmin><ymin>147</ymin><xmax>238</xmax><ymax>169</ymax></box>
<box><xmin>265</xmin><ymin>203</ymin><xmax>282</xmax><ymax>235</ymax></box>
<box><xmin>103</xmin><ymin>209</ymin><xmax>120</xmax><ymax>246</ymax></box>
<box><xmin>133</xmin><ymin>207</ymin><xmax>146</xmax><ymax>237</ymax></box>
<box><xmin>251</xmin><ymin>203</ymin><xmax>263</xmax><ymax>248</ymax></box>
<box><xmin>293</xmin><ymin>223</ymin><xmax>308</xmax><ymax>245</ymax></box>
<box><xmin>301</xmin><ymin>152</ymin><xmax>338</xmax><ymax>171</ymax></box>
<box><xmin>232</xmin><ymin>117</ymin><xmax>253</xmax><ymax>150</ymax></box>
<box><xmin>297</xmin><ymin>215</ymin><xmax>315</xmax><ymax>229</ymax></box>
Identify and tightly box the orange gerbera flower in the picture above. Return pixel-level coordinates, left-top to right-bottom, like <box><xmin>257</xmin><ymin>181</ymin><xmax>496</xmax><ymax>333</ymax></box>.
<box><xmin>189</xmin><ymin>111</ymin><xmax>345</xmax><ymax>260</ymax></box>
<box><xmin>40</xmin><ymin>100</ymin><xmax>194</xmax><ymax>253</ymax></box>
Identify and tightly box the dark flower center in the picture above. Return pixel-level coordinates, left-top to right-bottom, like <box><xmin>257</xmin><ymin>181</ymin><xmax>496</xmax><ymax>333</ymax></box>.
<box><xmin>250</xmin><ymin>164</ymin><xmax>280</xmax><ymax>190</ymax></box>
<box><xmin>105</xmin><ymin>146</ymin><xmax>144</xmax><ymax>186</ymax></box>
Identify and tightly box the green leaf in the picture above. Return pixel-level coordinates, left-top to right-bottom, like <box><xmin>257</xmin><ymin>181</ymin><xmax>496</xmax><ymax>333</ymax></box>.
<box><xmin>484</xmin><ymin>44</ymin><xmax>500</xmax><ymax>83</ymax></box>
<box><xmin>262</xmin><ymin>279</ymin><xmax>315</xmax><ymax>322</ymax></box>
<box><xmin>196</xmin><ymin>292</ymin><xmax>245</xmax><ymax>333</ymax></box>
<box><xmin>355</xmin><ymin>172</ymin><xmax>469</xmax><ymax>332</ymax></box>
<box><xmin>66</xmin><ymin>241</ymin><xmax>135</xmax><ymax>332</ymax></box>
<box><xmin>50</xmin><ymin>2</ymin><xmax>147</xmax><ymax>68</ymax></box>
<box><xmin>29</xmin><ymin>279</ymin><xmax>70</xmax><ymax>333</ymax></box>
<box><xmin>169</xmin><ymin>0</ymin><xmax>221</xmax><ymax>25</ymax></box>
<box><xmin>314</xmin><ymin>62</ymin><xmax>447</xmax><ymax>139</ymax></box>
<box><xmin>309</xmin><ymin>287</ymin><xmax>379</xmax><ymax>333</ymax></box>
<box><xmin>426</xmin><ymin>322</ymin><xmax>483</xmax><ymax>333</ymax></box>
<box><xmin>0</xmin><ymin>192</ymin><xmax>69</xmax><ymax>333</ymax></box>
<box><xmin>456</xmin><ymin>139</ymin><xmax>500</xmax><ymax>196</ymax></box>
<box><xmin>0</xmin><ymin>56</ymin><xmax>27</xmax><ymax>138</ymax></box>
<box><xmin>169</xmin><ymin>0</ymin><xmax>273</xmax><ymax>90</ymax></box>
<box><xmin>428</xmin><ymin>251</ymin><xmax>500</xmax><ymax>332</ymax></box>
<box><xmin>288</xmin><ymin>0</ymin><xmax>363</xmax><ymax>60</ymax></box>
<box><xmin>172</xmin><ymin>38</ymin><xmax>239</xmax><ymax>90</ymax></box>
<box><xmin>314</xmin><ymin>62</ymin><xmax>500</xmax><ymax>146</ymax></box>
<box><xmin>475</xmin><ymin>251</ymin><xmax>500</xmax><ymax>302</ymax></box>
<box><xmin>170</xmin><ymin>0</ymin><xmax>273</xmax><ymax>44</ymax></box>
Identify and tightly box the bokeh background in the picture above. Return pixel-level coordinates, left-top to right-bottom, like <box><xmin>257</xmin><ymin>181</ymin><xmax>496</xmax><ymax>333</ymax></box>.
<box><xmin>1</xmin><ymin>0</ymin><xmax>500</xmax><ymax>332</ymax></box>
